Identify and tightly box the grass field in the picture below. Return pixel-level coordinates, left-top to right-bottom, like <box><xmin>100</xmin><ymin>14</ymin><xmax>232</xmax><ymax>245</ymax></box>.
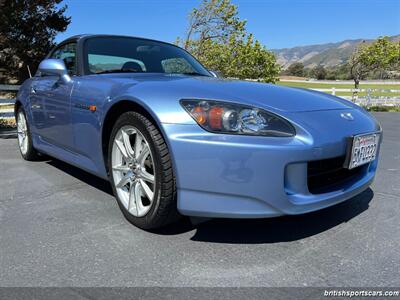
<box><xmin>276</xmin><ymin>81</ymin><xmax>400</xmax><ymax>90</ymax></box>
<box><xmin>276</xmin><ymin>80</ymin><xmax>400</xmax><ymax>97</ymax></box>
<box><xmin>323</xmin><ymin>91</ymin><xmax>400</xmax><ymax>97</ymax></box>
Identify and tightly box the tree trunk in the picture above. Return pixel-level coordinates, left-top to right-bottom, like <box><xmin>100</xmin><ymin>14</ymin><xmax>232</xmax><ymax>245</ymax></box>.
<box><xmin>352</xmin><ymin>78</ymin><xmax>360</xmax><ymax>102</ymax></box>
<box><xmin>354</xmin><ymin>78</ymin><xmax>359</xmax><ymax>89</ymax></box>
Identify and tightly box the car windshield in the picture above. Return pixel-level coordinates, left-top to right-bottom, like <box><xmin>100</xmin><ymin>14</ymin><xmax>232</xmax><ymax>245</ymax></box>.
<box><xmin>85</xmin><ymin>37</ymin><xmax>211</xmax><ymax>76</ymax></box>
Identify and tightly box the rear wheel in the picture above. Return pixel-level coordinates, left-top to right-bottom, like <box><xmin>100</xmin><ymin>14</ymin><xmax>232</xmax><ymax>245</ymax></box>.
<box><xmin>108</xmin><ymin>111</ymin><xmax>179</xmax><ymax>229</ymax></box>
<box><xmin>16</xmin><ymin>108</ymin><xmax>39</xmax><ymax>161</ymax></box>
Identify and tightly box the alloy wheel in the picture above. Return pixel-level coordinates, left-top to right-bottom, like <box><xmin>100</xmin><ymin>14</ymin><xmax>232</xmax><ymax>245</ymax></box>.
<box><xmin>111</xmin><ymin>125</ymin><xmax>156</xmax><ymax>217</ymax></box>
<box><xmin>17</xmin><ymin>111</ymin><xmax>28</xmax><ymax>155</ymax></box>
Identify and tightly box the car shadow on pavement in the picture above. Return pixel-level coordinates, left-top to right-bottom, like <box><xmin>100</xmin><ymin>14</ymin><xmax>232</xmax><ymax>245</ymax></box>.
<box><xmin>46</xmin><ymin>158</ymin><xmax>114</xmax><ymax>196</ymax></box>
<box><xmin>157</xmin><ymin>188</ymin><xmax>374</xmax><ymax>244</ymax></box>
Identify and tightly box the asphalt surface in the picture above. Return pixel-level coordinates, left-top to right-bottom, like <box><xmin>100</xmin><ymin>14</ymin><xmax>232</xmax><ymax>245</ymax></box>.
<box><xmin>0</xmin><ymin>112</ymin><xmax>399</xmax><ymax>287</ymax></box>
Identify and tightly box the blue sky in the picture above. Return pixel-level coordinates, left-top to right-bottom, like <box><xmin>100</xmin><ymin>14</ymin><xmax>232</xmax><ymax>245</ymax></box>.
<box><xmin>56</xmin><ymin>0</ymin><xmax>400</xmax><ymax>49</ymax></box>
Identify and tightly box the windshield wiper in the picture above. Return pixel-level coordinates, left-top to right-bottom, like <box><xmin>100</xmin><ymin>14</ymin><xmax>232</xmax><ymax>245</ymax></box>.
<box><xmin>96</xmin><ymin>70</ymin><xmax>210</xmax><ymax>76</ymax></box>
<box><xmin>170</xmin><ymin>72</ymin><xmax>209</xmax><ymax>77</ymax></box>
<box><xmin>96</xmin><ymin>69</ymin><xmax>142</xmax><ymax>74</ymax></box>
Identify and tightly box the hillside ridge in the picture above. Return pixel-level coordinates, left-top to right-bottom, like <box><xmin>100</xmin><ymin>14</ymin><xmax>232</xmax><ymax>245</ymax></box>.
<box><xmin>272</xmin><ymin>34</ymin><xmax>400</xmax><ymax>69</ymax></box>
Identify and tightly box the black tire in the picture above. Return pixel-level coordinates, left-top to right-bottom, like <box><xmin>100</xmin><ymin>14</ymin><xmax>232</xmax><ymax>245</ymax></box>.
<box><xmin>16</xmin><ymin>107</ymin><xmax>40</xmax><ymax>161</ymax></box>
<box><xmin>108</xmin><ymin>111</ymin><xmax>180</xmax><ymax>230</ymax></box>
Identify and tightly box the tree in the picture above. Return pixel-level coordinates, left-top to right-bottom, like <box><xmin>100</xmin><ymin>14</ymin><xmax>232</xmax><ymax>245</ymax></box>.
<box><xmin>350</xmin><ymin>37</ymin><xmax>400</xmax><ymax>90</ymax></box>
<box><xmin>335</xmin><ymin>63</ymin><xmax>352</xmax><ymax>80</ymax></box>
<box><xmin>183</xmin><ymin>0</ymin><xmax>246</xmax><ymax>50</ymax></box>
<box><xmin>286</xmin><ymin>62</ymin><xmax>305</xmax><ymax>77</ymax></box>
<box><xmin>180</xmin><ymin>0</ymin><xmax>280</xmax><ymax>83</ymax></box>
<box><xmin>311</xmin><ymin>65</ymin><xmax>327</xmax><ymax>80</ymax></box>
<box><xmin>349</xmin><ymin>41</ymin><xmax>371</xmax><ymax>91</ymax></box>
<box><xmin>226</xmin><ymin>34</ymin><xmax>280</xmax><ymax>82</ymax></box>
<box><xmin>0</xmin><ymin>0</ymin><xmax>71</xmax><ymax>83</ymax></box>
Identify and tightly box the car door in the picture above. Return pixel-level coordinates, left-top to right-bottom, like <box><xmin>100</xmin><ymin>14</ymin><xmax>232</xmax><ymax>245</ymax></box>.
<box><xmin>30</xmin><ymin>42</ymin><xmax>77</xmax><ymax>151</ymax></box>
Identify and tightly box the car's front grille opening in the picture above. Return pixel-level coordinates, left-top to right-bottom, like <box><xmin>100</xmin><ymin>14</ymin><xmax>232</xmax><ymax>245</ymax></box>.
<box><xmin>307</xmin><ymin>156</ymin><xmax>365</xmax><ymax>194</ymax></box>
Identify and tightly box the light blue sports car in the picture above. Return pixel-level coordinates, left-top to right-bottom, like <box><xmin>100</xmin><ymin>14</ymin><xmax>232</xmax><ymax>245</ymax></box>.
<box><xmin>15</xmin><ymin>35</ymin><xmax>382</xmax><ymax>229</ymax></box>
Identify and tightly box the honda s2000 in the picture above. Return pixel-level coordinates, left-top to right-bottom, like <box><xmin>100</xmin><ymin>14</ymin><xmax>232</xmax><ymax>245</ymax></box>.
<box><xmin>15</xmin><ymin>35</ymin><xmax>382</xmax><ymax>229</ymax></box>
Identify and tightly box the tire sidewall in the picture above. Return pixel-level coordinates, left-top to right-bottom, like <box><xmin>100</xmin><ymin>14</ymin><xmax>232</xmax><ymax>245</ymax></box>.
<box><xmin>108</xmin><ymin>112</ymin><xmax>164</xmax><ymax>229</ymax></box>
<box><xmin>16</xmin><ymin>107</ymin><xmax>35</xmax><ymax>160</ymax></box>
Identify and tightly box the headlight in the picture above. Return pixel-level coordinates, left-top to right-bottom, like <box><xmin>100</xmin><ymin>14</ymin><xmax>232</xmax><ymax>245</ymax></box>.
<box><xmin>180</xmin><ymin>100</ymin><xmax>295</xmax><ymax>137</ymax></box>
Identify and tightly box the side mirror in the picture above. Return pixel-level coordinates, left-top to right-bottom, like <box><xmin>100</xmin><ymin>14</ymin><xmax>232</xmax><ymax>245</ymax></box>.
<box><xmin>209</xmin><ymin>70</ymin><xmax>220</xmax><ymax>78</ymax></box>
<box><xmin>38</xmin><ymin>59</ymin><xmax>72</xmax><ymax>84</ymax></box>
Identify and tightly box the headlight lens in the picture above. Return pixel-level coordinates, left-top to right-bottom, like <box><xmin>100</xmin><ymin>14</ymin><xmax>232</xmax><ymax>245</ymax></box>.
<box><xmin>180</xmin><ymin>100</ymin><xmax>295</xmax><ymax>137</ymax></box>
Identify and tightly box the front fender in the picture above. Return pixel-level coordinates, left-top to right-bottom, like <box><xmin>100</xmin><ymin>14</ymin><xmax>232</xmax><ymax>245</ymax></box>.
<box><xmin>105</xmin><ymin>86</ymin><xmax>195</xmax><ymax>125</ymax></box>
<box><xmin>14</xmin><ymin>79</ymin><xmax>34</xmax><ymax>124</ymax></box>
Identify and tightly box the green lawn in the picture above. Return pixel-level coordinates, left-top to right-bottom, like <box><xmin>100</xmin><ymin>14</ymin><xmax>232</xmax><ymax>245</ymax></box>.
<box><xmin>276</xmin><ymin>81</ymin><xmax>400</xmax><ymax>90</ymax></box>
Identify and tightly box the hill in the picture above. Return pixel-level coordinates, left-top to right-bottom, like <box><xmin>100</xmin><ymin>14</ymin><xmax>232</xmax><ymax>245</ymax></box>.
<box><xmin>272</xmin><ymin>34</ymin><xmax>400</xmax><ymax>69</ymax></box>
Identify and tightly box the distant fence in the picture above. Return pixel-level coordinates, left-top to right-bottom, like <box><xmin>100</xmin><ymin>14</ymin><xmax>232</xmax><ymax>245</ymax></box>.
<box><xmin>312</xmin><ymin>88</ymin><xmax>400</xmax><ymax>106</ymax></box>
<box><xmin>0</xmin><ymin>84</ymin><xmax>19</xmax><ymax>118</ymax></box>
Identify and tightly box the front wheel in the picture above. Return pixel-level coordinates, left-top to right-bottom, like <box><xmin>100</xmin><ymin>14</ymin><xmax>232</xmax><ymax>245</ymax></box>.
<box><xmin>108</xmin><ymin>112</ymin><xmax>179</xmax><ymax>229</ymax></box>
<box><xmin>16</xmin><ymin>107</ymin><xmax>39</xmax><ymax>161</ymax></box>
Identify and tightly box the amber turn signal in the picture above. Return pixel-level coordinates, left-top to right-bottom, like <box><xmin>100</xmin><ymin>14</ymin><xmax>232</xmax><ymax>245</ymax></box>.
<box><xmin>208</xmin><ymin>107</ymin><xmax>224</xmax><ymax>130</ymax></box>
<box><xmin>191</xmin><ymin>106</ymin><xmax>207</xmax><ymax>125</ymax></box>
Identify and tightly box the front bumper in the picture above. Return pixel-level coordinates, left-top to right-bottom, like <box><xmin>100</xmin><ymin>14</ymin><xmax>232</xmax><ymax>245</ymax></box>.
<box><xmin>161</xmin><ymin>109</ymin><xmax>381</xmax><ymax>218</ymax></box>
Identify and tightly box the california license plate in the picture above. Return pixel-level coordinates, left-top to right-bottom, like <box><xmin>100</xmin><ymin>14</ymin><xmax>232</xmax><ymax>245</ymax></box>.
<box><xmin>346</xmin><ymin>133</ymin><xmax>380</xmax><ymax>169</ymax></box>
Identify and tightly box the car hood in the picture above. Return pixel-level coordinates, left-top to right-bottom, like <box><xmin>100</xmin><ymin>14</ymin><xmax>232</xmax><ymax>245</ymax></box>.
<box><xmin>107</xmin><ymin>74</ymin><xmax>355</xmax><ymax>113</ymax></box>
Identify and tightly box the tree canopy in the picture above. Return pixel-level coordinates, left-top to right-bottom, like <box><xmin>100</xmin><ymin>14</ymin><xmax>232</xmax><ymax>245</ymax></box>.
<box><xmin>350</xmin><ymin>37</ymin><xmax>400</xmax><ymax>89</ymax></box>
<box><xmin>179</xmin><ymin>0</ymin><xmax>280</xmax><ymax>83</ymax></box>
<box><xmin>311</xmin><ymin>65</ymin><xmax>327</xmax><ymax>80</ymax></box>
<box><xmin>286</xmin><ymin>62</ymin><xmax>305</xmax><ymax>77</ymax></box>
<box><xmin>0</xmin><ymin>0</ymin><xmax>71</xmax><ymax>83</ymax></box>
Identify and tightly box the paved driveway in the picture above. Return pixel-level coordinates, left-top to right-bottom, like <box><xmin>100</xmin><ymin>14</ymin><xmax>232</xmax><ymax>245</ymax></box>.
<box><xmin>0</xmin><ymin>112</ymin><xmax>399</xmax><ymax>287</ymax></box>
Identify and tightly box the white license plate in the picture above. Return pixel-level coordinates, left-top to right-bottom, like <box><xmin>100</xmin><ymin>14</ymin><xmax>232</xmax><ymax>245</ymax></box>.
<box><xmin>347</xmin><ymin>133</ymin><xmax>380</xmax><ymax>169</ymax></box>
